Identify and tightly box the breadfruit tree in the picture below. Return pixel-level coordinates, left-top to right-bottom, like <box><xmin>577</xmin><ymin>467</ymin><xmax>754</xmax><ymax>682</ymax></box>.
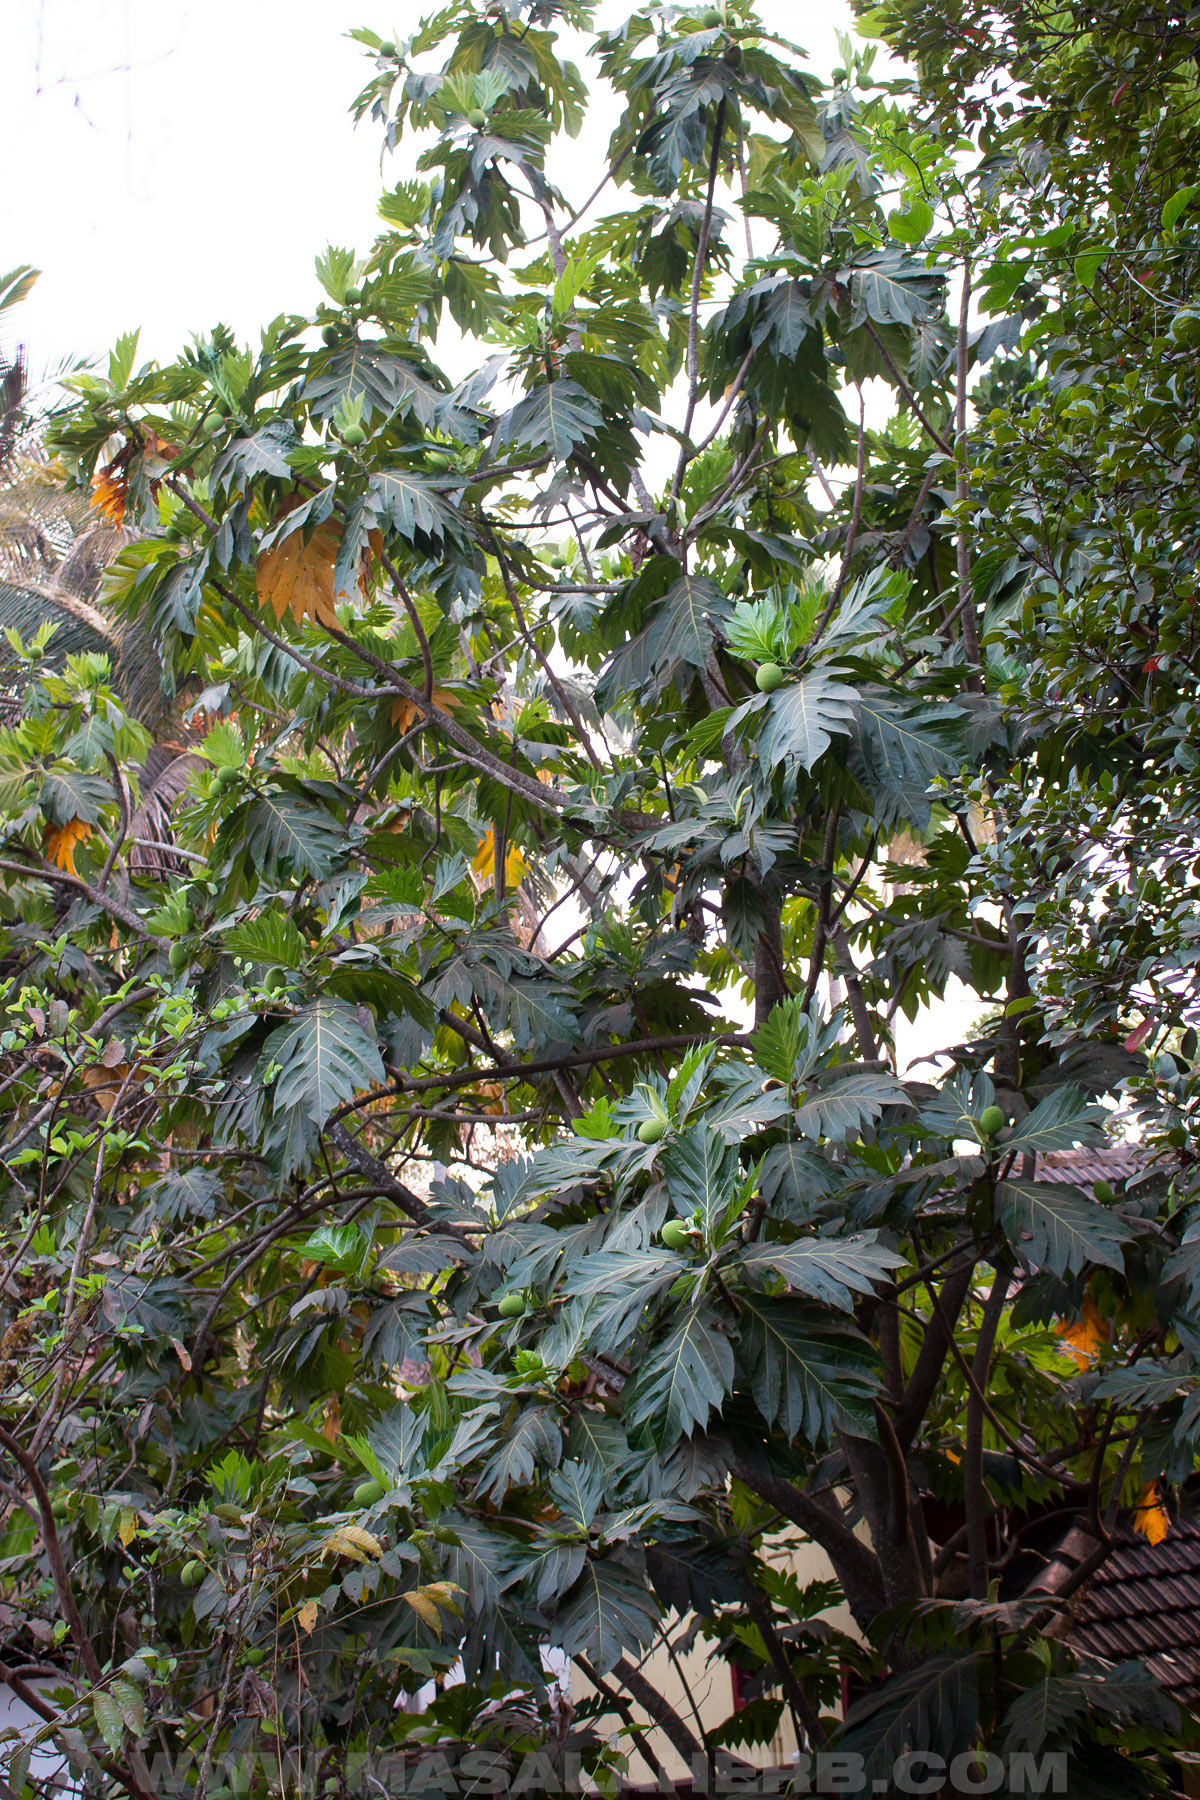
<box><xmin>0</xmin><ymin>0</ymin><xmax>1195</xmax><ymax>1793</ymax></box>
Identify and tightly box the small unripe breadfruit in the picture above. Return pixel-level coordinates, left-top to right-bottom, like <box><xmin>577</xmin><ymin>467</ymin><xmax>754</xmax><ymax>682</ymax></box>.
<box><xmin>979</xmin><ymin>1104</ymin><xmax>1005</xmax><ymax>1137</ymax></box>
<box><xmin>180</xmin><ymin>1559</ymin><xmax>204</xmax><ymax>1589</ymax></box>
<box><xmin>661</xmin><ymin>1219</ymin><xmax>691</xmax><ymax>1250</ymax></box>
<box><xmin>467</xmin><ymin>108</ymin><xmax>487</xmax><ymax>127</ymax></box>
<box><xmin>1169</xmin><ymin>308</ymin><xmax>1200</xmax><ymax>347</ymax></box>
<box><xmin>341</xmin><ymin>426</ymin><xmax>366</xmax><ymax>447</ymax></box>
<box><xmin>344</xmin><ymin>285</ymin><xmax>363</xmax><ymax>305</ymax></box>
<box><xmin>1093</xmin><ymin>1179</ymin><xmax>1114</xmax><ymax>1203</ymax></box>
<box><xmin>497</xmin><ymin>1292</ymin><xmax>526</xmax><ymax>1317</ymax></box>
<box><xmin>638</xmin><ymin>1118</ymin><xmax>666</xmax><ymax>1144</ymax></box>
<box><xmin>756</xmin><ymin>662</ymin><xmax>785</xmax><ymax>693</ymax></box>
<box><xmin>353</xmin><ymin>1479</ymin><xmax>386</xmax><ymax>1506</ymax></box>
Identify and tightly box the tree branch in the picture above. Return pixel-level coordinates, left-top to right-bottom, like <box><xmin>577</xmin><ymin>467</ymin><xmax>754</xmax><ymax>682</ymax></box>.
<box><xmin>610</xmin><ymin>1655</ymin><xmax>703</xmax><ymax>1765</ymax></box>
<box><xmin>671</xmin><ymin>97</ymin><xmax>728</xmax><ymax>504</ymax></box>
<box><xmin>733</xmin><ymin>1463</ymin><xmax>886</xmax><ymax>1633</ymax></box>
<box><xmin>954</xmin><ymin>260</ymin><xmax>982</xmax><ymax>672</ymax></box>
<box><xmin>966</xmin><ymin>1261</ymin><xmax>1013</xmax><ymax>1598</ymax></box>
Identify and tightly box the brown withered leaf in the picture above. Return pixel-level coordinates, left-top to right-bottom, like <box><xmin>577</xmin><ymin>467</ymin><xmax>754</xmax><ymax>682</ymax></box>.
<box><xmin>390</xmin><ymin>687</ymin><xmax>461</xmax><ymax>736</ymax></box>
<box><xmin>90</xmin><ymin>465</ymin><xmax>128</xmax><ymax>526</ymax></box>
<box><xmin>44</xmin><ymin>817</ymin><xmax>91</xmax><ymax>874</ymax></box>
<box><xmin>256</xmin><ymin>511</ymin><xmax>346</xmax><ymax>631</ymax></box>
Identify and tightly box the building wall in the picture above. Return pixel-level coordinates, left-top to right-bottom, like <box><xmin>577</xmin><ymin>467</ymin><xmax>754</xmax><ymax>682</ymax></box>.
<box><xmin>572</xmin><ymin>1537</ymin><xmax>855</xmax><ymax>1786</ymax></box>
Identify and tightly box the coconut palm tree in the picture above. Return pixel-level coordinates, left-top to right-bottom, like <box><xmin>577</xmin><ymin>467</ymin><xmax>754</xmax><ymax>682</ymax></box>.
<box><xmin>0</xmin><ymin>264</ymin><xmax>199</xmax><ymax>875</ymax></box>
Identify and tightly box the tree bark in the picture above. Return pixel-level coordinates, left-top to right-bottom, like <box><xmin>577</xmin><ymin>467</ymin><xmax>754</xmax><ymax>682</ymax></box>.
<box><xmin>733</xmin><ymin>1463</ymin><xmax>886</xmax><ymax>1633</ymax></box>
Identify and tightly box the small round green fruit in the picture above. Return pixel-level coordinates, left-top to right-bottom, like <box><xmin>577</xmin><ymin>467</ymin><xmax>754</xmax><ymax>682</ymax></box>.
<box><xmin>979</xmin><ymin>1104</ymin><xmax>1006</xmax><ymax>1137</ymax></box>
<box><xmin>353</xmin><ymin>1479</ymin><xmax>386</xmax><ymax>1506</ymax></box>
<box><xmin>756</xmin><ymin>662</ymin><xmax>785</xmax><ymax>693</ymax></box>
<box><xmin>242</xmin><ymin>1646</ymin><xmax>266</xmax><ymax>1667</ymax></box>
<box><xmin>550</xmin><ymin>554</ymin><xmax>567</xmax><ymax>570</ymax></box>
<box><xmin>467</xmin><ymin>108</ymin><xmax>487</xmax><ymax>128</ymax></box>
<box><xmin>1093</xmin><ymin>1179</ymin><xmax>1114</xmax><ymax>1203</ymax></box>
<box><xmin>661</xmin><ymin>1219</ymin><xmax>691</xmax><ymax>1250</ymax></box>
<box><xmin>50</xmin><ymin>1494</ymin><xmax>70</xmax><ymax>1520</ymax></box>
<box><xmin>497</xmin><ymin>1292</ymin><xmax>527</xmax><ymax>1318</ymax></box>
<box><xmin>700</xmin><ymin>6</ymin><xmax>723</xmax><ymax>23</ymax></box>
<box><xmin>341</xmin><ymin>425</ymin><xmax>367</xmax><ymax>447</ymax></box>
<box><xmin>321</xmin><ymin>323</ymin><xmax>341</xmax><ymax>347</ymax></box>
<box><xmin>215</xmin><ymin>766</ymin><xmax>238</xmax><ymax>791</ymax></box>
<box><xmin>378</xmin><ymin>39</ymin><xmax>396</xmax><ymax>56</ymax></box>
<box><xmin>344</xmin><ymin>286</ymin><xmax>364</xmax><ymax>305</ymax></box>
<box><xmin>263</xmin><ymin>968</ymin><xmax>288</xmax><ymax>995</ymax></box>
<box><xmin>168</xmin><ymin>943</ymin><xmax>190</xmax><ymax>971</ymax></box>
<box><xmin>638</xmin><ymin>1118</ymin><xmax>667</xmax><ymax>1144</ymax></box>
<box><xmin>1169</xmin><ymin>308</ymin><xmax>1200</xmax><ymax>347</ymax></box>
<box><xmin>180</xmin><ymin>1559</ymin><xmax>204</xmax><ymax>1589</ymax></box>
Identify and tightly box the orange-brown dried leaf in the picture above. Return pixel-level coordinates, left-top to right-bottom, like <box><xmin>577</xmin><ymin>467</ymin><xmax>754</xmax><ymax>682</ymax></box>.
<box><xmin>1131</xmin><ymin>1481</ymin><xmax>1169</xmax><ymax>1545</ymax></box>
<box><xmin>256</xmin><ymin>515</ymin><xmax>346</xmax><ymax>630</ymax></box>
<box><xmin>390</xmin><ymin>688</ymin><xmax>461</xmax><ymax>735</ymax></box>
<box><xmin>140</xmin><ymin>428</ymin><xmax>178</xmax><ymax>461</ymax></box>
<box><xmin>44</xmin><ymin>817</ymin><xmax>91</xmax><ymax>874</ymax></box>
<box><xmin>1056</xmin><ymin>1292</ymin><xmax>1109</xmax><ymax>1370</ymax></box>
<box><xmin>90</xmin><ymin>466</ymin><xmax>127</xmax><ymax>526</ymax></box>
<box><xmin>81</xmin><ymin>1063</ymin><xmax>133</xmax><ymax>1116</ymax></box>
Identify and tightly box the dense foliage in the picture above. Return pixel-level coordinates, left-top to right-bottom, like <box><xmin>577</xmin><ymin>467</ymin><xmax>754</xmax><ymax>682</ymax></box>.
<box><xmin>1</xmin><ymin>0</ymin><xmax>1198</xmax><ymax>1793</ymax></box>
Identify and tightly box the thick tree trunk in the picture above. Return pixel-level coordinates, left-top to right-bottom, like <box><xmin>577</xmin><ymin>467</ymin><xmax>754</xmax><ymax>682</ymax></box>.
<box><xmin>753</xmin><ymin>900</ymin><xmax>787</xmax><ymax>1027</ymax></box>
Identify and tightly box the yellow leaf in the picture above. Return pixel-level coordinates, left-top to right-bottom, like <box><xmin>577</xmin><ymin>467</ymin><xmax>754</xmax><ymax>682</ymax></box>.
<box><xmin>402</xmin><ymin>1588</ymin><xmax>443</xmax><ymax>1634</ymax></box>
<box><xmin>1131</xmin><ymin>1481</ymin><xmax>1169</xmax><ymax>1545</ymax></box>
<box><xmin>322</xmin><ymin>1533</ymin><xmax>368</xmax><ymax>1562</ymax></box>
<box><xmin>90</xmin><ymin>464</ymin><xmax>127</xmax><ymax>525</ymax></box>
<box><xmin>471</xmin><ymin>826</ymin><xmax>528</xmax><ymax>887</ymax></box>
<box><xmin>44</xmin><ymin>817</ymin><xmax>91</xmax><ymax>874</ymax></box>
<box><xmin>421</xmin><ymin>1580</ymin><xmax>462</xmax><ymax>1612</ymax></box>
<box><xmin>337</xmin><ymin>1523</ymin><xmax>383</xmax><ymax>1558</ymax></box>
<box><xmin>297</xmin><ymin>1599</ymin><xmax>319</xmax><ymax>1635</ymax></box>
<box><xmin>118</xmin><ymin>1507</ymin><xmax>137</xmax><ymax>1546</ymax></box>
<box><xmin>1056</xmin><ymin>1292</ymin><xmax>1109</xmax><ymax>1370</ymax></box>
<box><xmin>256</xmin><ymin>496</ymin><xmax>348</xmax><ymax>630</ymax></box>
<box><xmin>322</xmin><ymin>1393</ymin><xmax>341</xmax><ymax>1443</ymax></box>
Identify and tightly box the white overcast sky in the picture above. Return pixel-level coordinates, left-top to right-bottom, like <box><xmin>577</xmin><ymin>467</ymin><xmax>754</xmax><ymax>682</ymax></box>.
<box><xmin>6</xmin><ymin>0</ymin><xmax>867</xmax><ymax>376</ymax></box>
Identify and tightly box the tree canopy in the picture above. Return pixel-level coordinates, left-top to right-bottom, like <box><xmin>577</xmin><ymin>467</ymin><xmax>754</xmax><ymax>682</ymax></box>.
<box><xmin>1</xmin><ymin>0</ymin><xmax>1199</xmax><ymax>1794</ymax></box>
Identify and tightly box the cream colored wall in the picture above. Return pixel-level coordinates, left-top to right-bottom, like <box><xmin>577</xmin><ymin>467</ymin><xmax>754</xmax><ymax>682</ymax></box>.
<box><xmin>573</xmin><ymin>1537</ymin><xmax>855</xmax><ymax>1785</ymax></box>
